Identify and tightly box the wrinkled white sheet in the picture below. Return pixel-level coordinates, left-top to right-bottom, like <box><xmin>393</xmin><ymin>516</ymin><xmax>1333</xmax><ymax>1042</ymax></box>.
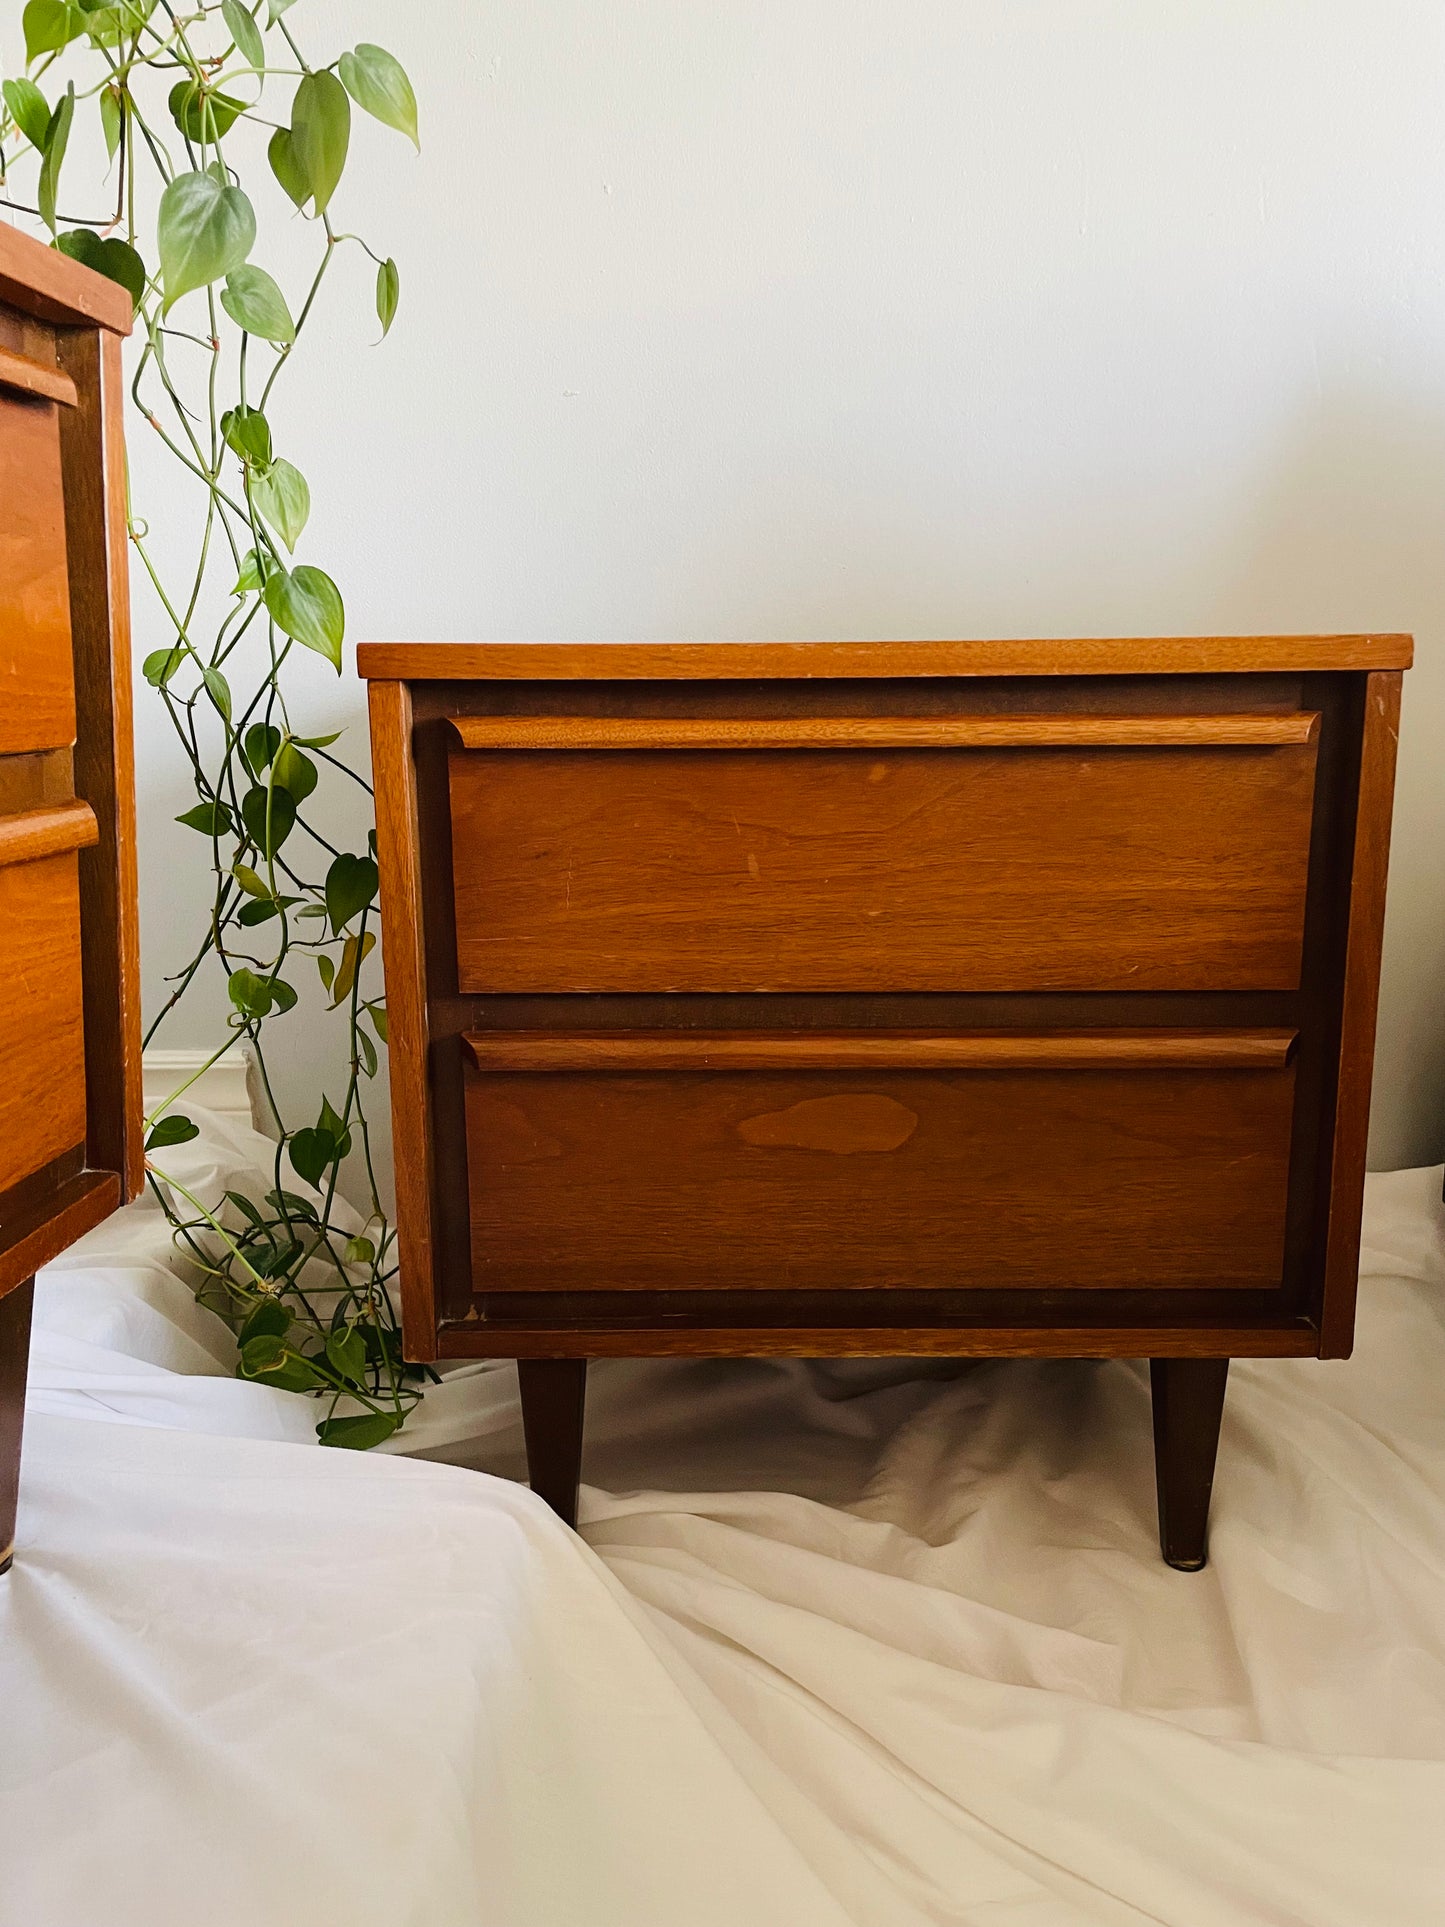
<box><xmin>3</xmin><ymin>1108</ymin><xmax>1444</xmax><ymax>1925</ymax></box>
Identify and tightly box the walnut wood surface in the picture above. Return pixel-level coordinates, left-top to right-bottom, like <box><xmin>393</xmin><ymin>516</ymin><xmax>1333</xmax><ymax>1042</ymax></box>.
<box><xmin>0</xmin><ymin>801</ymin><xmax>98</xmax><ymax>867</ymax></box>
<box><xmin>439</xmin><ymin>1322</ymin><xmax>1318</xmax><ymax>1360</ymax></box>
<box><xmin>0</xmin><ymin>219</ymin><xmax>134</xmax><ymax>334</ymax></box>
<box><xmin>1151</xmin><ymin>1358</ymin><xmax>1230</xmax><ymax>1569</ymax></box>
<box><xmin>448</xmin><ymin>711</ymin><xmax>1321</xmax><ymax>751</ymax></box>
<box><xmin>358</xmin><ymin>636</ymin><xmax>1414</xmax><ymax>680</ymax></box>
<box><xmin>367</xmin><ymin>680</ymin><xmax>439</xmax><ymax>1357</ymax></box>
<box><xmin>0</xmin><ymin>344</ymin><xmax>77</xmax><ymax>407</ymax></box>
<box><xmin>1319</xmin><ymin>671</ymin><xmax>1404</xmax><ymax>1356</ymax></box>
<box><xmin>450</xmin><ymin>740</ymin><xmax>1317</xmax><ymax>993</ymax></box>
<box><xmin>0</xmin><ymin>852</ymin><xmax>89</xmax><ymax>1197</ymax></box>
<box><xmin>464</xmin><ymin>1059</ymin><xmax>1295</xmax><ymax>1294</ymax></box>
<box><xmin>60</xmin><ymin>326</ymin><xmax>144</xmax><ymax>1199</ymax></box>
<box><xmin>0</xmin><ymin>385</ymin><xmax>75</xmax><ymax>755</ymax></box>
<box><xmin>0</xmin><ymin>1169</ymin><xmax>119</xmax><ymax>1300</ymax></box>
<box><xmin>464</xmin><ymin>1028</ymin><xmax>1298</xmax><ymax>1072</ymax></box>
<box><xmin>0</xmin><ymin>1277</ymin><xmax>33</xmax><ymax>1573</ymax></box>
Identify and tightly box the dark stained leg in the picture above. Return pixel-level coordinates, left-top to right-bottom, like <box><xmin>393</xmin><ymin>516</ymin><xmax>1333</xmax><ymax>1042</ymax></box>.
<box><xmin>1150</xmin><ymin>1357</ymin><xmax>1230</xmax><ymax>1570</ymax></box>
<box><xmin>0</xmin><ymin>1279</ymin><xmax>35</xmax><ymax>1577</ymax></box>
<box><xmin>517</xmin><ymin>1358</ymin><xmax>588</xmax><ymax>1529</ymax></box>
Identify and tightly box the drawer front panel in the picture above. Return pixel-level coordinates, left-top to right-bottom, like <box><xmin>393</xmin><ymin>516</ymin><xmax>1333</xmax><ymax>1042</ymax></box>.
<box><xmin>463</xmin><ymin>1032</ymin><xmax>1296</xmax><ymax>1294</ymax></box>
<box><xmin>449</xmin><ymin>728</ymin><xmax>1318</xmax><ymax>993</ymax></box>
<box><xmin>0</xmin><ymin>388</ymin><xmax>75</xmax><ymax>754</ymax></box>
<box><xmin>0</xmin><ymin>845</ymin><xmax>88</xmax><ymax>1195</ymax></box>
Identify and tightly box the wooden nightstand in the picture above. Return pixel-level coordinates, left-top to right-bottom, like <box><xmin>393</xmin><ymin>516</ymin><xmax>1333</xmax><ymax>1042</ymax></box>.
<box><xmin>0</xmin><ymin>226</ymin><xmax>143</xmax><ymax>1574</ymax></box>
<box><xmin>360</xmin><ymin>636</ymin><xmax>1407</xmax><ymax>1567</ymax></box>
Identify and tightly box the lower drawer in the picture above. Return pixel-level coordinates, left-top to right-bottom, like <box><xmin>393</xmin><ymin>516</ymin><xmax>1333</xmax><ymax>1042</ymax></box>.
<box><xmin>462</xmin><ymin>1030</ymin><xmax>1297</xmax><ymax>1294</ymax></box>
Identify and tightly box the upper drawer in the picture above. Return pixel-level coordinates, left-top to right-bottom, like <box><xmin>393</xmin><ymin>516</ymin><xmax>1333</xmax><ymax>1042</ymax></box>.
<box><xmin>447</xmin><ymin>713</ymin><xmax>1320</xmax><ymax>993</ymax></box>
<box><xmin>0</xmin><ymin>350</ymin><xmax>77</xmax><ymax>755</ymax></box>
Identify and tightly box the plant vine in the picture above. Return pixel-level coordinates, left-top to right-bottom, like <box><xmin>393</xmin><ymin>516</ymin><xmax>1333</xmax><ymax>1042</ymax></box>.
<box><xmin>1</xmin><ymin>0</ymin><xmax>427</xmax><ymax>1447</ymax></box>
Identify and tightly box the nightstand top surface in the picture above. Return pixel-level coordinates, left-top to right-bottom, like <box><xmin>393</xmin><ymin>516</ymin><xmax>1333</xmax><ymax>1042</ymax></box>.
<box><xmin>356</xmin><ymin>635</ymin><xmax>1413</xmax><ymax>681</ymax></box>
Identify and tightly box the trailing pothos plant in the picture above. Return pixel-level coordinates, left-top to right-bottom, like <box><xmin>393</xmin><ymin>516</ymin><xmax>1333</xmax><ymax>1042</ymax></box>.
<box><xmin>0</xmin><ymin>1</ymin><xmax>430</xmax><ymax>1447</ymax></box>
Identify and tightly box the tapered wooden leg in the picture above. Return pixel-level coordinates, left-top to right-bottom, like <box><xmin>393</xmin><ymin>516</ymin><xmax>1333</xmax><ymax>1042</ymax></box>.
<box><xmin>0</xmin><ymin>1279</ymin><xmax>35</xmax><ymax>1577</ymax></box>
<box><xmin>517</xmin><ymin>1359</ymin><xmax>588</xmax><ymax>1529</ymax></box>
<box><xmin>1150</xmin><ymin>1358</ymin><xmax>1229</xmax><ymax>1570</ymax></box>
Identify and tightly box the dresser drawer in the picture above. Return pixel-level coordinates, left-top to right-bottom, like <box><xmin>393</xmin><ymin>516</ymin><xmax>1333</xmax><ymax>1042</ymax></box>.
<box><xmin>447</xmin><ymin>714</ymin><xmax>1319</xmax><ymax>993</ymax></box>
<box><xmin>0</xmin><ymin>806</ymin><xmax>96</xmax><ymax>1196</ymax></box>
<box><xmin>461</xmin><ymin>1029</ymin><xmax>1297</xmax><ymax>1295</ymax></box>
<box><xmin>0</xmin><ymin>354</ymin><xmax>77</xmax><ymax>755</ymax></box>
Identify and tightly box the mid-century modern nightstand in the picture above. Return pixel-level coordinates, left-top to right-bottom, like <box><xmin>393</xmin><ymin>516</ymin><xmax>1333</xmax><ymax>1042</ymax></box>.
<box><xmin>0</xmin><ymin>225</ymin><xmax>143</xmax><ymax>1574</ymax></box>
<box><xmin>360</xmin><ymin>635</ymin><xmax>1408</xmax><ymax>1567</ymax></box>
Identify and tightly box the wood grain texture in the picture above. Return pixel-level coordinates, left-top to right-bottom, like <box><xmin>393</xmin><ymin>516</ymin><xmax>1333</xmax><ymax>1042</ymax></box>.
<box><xmin>450</xmin><ymin>741</ymin><xmax>1317</xmax><ymax>993</ymax></box>
<box><xmin>367</xmin><ymin>680</ymin><xmax>439</xmax><ymax>1359</ymax></box>
<box><xmin>0</xmin><ymin>218</ymin><xmax>134</xmax><ymax>333</ymax></box>
<box><xmin>0</xmin><ymin>344</ymin><xmax>77</xmax><ymax>406</ymax></box>
<box><xmin>0</xmin><ymin>388</ymin><xmax>75</xmax><ymax>754</ymax></box>
<box><xmin>0</xmin><ymin>801</ymin><xmax>98</xmax><ymax>867</ymax></box>
<box><xmin>358</xmin><ymin>636</ymin><xmax>1414</xmax><ymax>680</ymax></box>
<box><xmin>59</xmin><ymin>326</ymin><xmax>145</xmax><ymax>1199</ymax></box>
<box><xmin>448</xmin><ymin>712</ymin><xmax>1321</xmax><ymax>751</ymax></box>
<box><xmin>1318</xmin><ymin>671</ymin><xmax>1404</xmax><ymax>1356</ymax></box>
<box><xmin>438</xmin><ymin>1322</ymin><xmax>1319</xmax><ymax>1360</ymax></box>
<box><xmin>464</xmin><ymin>1060</ymin><xmax>1296</xmax><ymax>1294</ymax></box>
<box><xmin>0</xmin><ymin>851</ymin><xmax>88</xmax><ymax>1197</ymax></box>
<box><xmin>464</xmin><ymin>1028</ymin><xmax>1299</xmax><ymax>1072</ymax></box>
<box><xmin>0</xmin><ymin>1277</ymin><xmax>33</xmax><ymax>1572</ymax></box>
<box><xmin>0</xmin><ymin>1170</ymin><xmax>119</xmax><ymax>1301</ymax></box>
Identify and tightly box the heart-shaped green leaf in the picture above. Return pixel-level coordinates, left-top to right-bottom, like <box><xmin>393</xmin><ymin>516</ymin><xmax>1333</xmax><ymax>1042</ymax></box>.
<box><xmin>240</xmin><ymin>782</ymin><xmax>296</xmax><ymax>857</ymax></box>
<box><xmin>145</xmin><ymin>1113</ymin><xmax>200</xmax><ymax>1151</ymax></box>
<box><xmin>3</xmin><ymin>77</ymin><xmax>50</xmax><ymax>149</ymax></box>
<box><xmin>202</xmin><ymin>664</ymin><xmax>232</xmax><ymax>722</ymax></box>
<box><xmin>222</xmin><ymin>0</ymin><xmax>265</xmax><ymax>71</ymax></box>
<box><xmin>324</xmin><ymin>1324</ymin><xmax>368</xmax><ymax>1387</ymax></box>
<box><xmin>267</xmin><ymin>126</ymin><xmax>309</xmax><ymax>209</ymax></box>
<box><xmin>375</xmin><ymin>256</ymin><xmax>399</xmax><ymax>338</ymax></box>
<box><xmin>238</xmin><ymin>1296</ymin><xmax>290</xmax><ymax>1344</ymax></box>
<box><xmin>242</xmin><ymin>721</ymin><xmax>281</xmax><ymax>776</ymax></box>
<box><xmin>290</xmin><ymin>69</ymin><xmax>349</xmax><ymax>216</ymax></box>
<box><xmin>338</xmin><ymin>44</ymin><xmax>417</xmax><ymax>149</ymax></box>
<box><xmin>288</xmin><ymin>1125</ymin><xmax>336</xmax><ymax>1187</ymax></box>
<box><xmin>37</xmin><ymin>85</ymin><xmax>74</xmax><ymax>234</ymax></box>
<box><xmin>317</xmin><ymin>1411</ymin><xmax>399</xmax><ymax>1450</ymax></box>
<box><xmin>143</xmin><ymin>645</ymin><xmax>184</xmax><ymax>687</ymax></box>
<box><xmin>158</xmin><ymin>169</ymin><xmax>255</xmax><ymax>312</ymax></box>
<box><xmin>266</xmin><ymin>0</ymin><xmax>296</xmax><ymax>23</ymax></box>
<box><xmin>232</xmin><ymin>547</ymin><xmax>273</xmax><ymax>595</ymax></box>
<box><xmin>176</xmin><ymin>799</ymin><xmax>234</xmax><ymax>835</ymax></box>
<box><xmin>325</xmin><ymin>852</ymin><xmax>377</xmax><ymax>932</ymax></box>
<box><xmin>228</xmin><ymin>965</ymin><xmax>275</xmax><ymax>1018</ymax></box>
<box><xmin>263</xmin><ymin>564</ymin><xmax>343</xmax><ymax>668</ymax></box>
<box><xmin>23</xmin><ymin>0</ymin><xmax>79</xmax><ymax>61</ymax></box>
<box><xmin>251</xmin><ymin>457</ymin><xmax>310</xmax><ymax>550</ymax></box>
<box><xmin>168</xmin><ymin>79</ymin><xmax>246</xmax><ymax>143</ymax></box>
<box><xmin>55</xmin><ymin>228</ymin><xmax>147</xmax><ymax>309</ymax></box>
<box><xmin>220</xmin><ymin>263</ymin><xmax>295</xmax><ymax>342</ymax></box>
<box><xmin>272</xmin><ymin>739</ymin><xmax>317</xmax><ymax>802</ymax></box>
<box><xmin>98</xmin><ymin>82</ymin><xmax>121</xmax><ymax>159</ymax></box>
<box><xmin>221</xmin><ymin>403</ymin><xmax>271</xmax><ymax>465</ymax></box>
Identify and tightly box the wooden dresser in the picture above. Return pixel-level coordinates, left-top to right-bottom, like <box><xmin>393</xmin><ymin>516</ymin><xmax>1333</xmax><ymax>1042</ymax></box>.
<box><xmin>0</xmin><ymin>226</ymin><xmax>142</xmax><ymax>1573</ymax></box>
<box><xmin>360</xmin><ymin>636</ymin><xmax>1408</xmax><ymax>1567</ymax></box>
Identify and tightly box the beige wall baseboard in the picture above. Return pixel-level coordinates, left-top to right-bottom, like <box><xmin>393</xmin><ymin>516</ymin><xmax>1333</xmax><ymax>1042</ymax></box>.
<box><xmin>141</xmin><ymin>1047</ymin><xmax>263</xmax><ymax>1132</ymax></box>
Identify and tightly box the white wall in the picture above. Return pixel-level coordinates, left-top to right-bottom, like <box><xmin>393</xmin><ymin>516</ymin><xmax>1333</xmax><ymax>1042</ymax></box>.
<box><xmin>118</xmin><ymin>1</ymin><xmax>1445</xmax><ymax>1168</ymax></box>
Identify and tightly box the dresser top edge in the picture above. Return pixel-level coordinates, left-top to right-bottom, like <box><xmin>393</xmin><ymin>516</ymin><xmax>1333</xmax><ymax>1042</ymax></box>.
<box><xmin>355</xmin><ymin>636</ymin><xmax>1414</xmax><ymax>681</ymax></box>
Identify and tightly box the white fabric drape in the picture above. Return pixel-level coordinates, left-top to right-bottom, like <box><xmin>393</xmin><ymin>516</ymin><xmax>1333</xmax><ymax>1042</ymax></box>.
<box><xmin>3</xmin><ymin>1110</ymin><xmax>1443</xmax><ymax>1924</ymax></box>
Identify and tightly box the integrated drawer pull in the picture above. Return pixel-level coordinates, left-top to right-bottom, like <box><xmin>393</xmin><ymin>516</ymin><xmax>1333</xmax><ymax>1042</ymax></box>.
<box><xmin>448</xmin><ymin>713</ymin><xmax>1320</xmax><ymax>751</ymax></box>
<box><xmin>464</xmin><ymin>1029</ymin><xmax>1299</xmax><ymax>1073</ymax></box>
<box><xmin>0</xmin><ymin>345</ymin><xmax>78</xmax><ymax>408</ymax></box>
<box><xmin>0</xmin><ymin>802</ymin><xmax>99</xmax><ymax>869</ymax></box>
